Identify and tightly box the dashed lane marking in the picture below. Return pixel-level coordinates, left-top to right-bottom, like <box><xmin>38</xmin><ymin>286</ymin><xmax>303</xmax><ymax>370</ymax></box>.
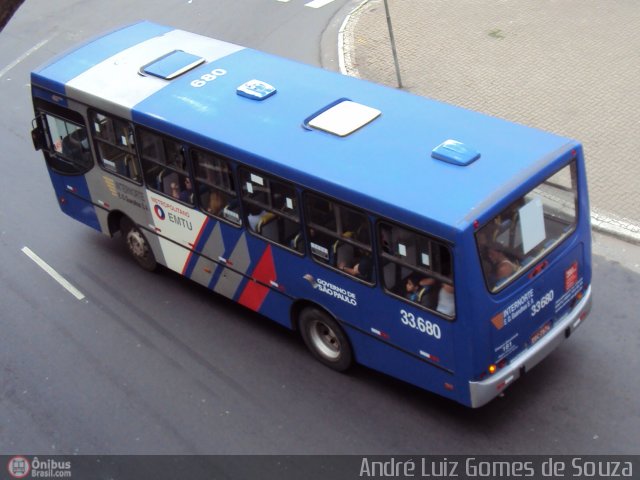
<box><xmin>276</xmin><ymin>0</ymin><xmax>339</xmax><ymax>7</ymax></box>
<box><xmin>0</xmin><ymin>36</ymin><xmax>55</xmax><ymax>79</ymax></box>
<box><xmin>21</xmin><ymin>246</ymin><xmax>86</xmax><ymax>301</ymax></box>
<box><xmin>304</xmin><ymin>0</ymin><xmax>339</xmax><ymax>7</ymax></box>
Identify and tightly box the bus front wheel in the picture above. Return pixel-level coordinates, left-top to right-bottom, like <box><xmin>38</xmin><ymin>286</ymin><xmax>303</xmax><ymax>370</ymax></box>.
<box><xmin>121</xmin><ymin>218</ymin><xmax>157</xmax><ymax>272</ymax></box>
<box><xmin>299</xmin><ymin>307</ymin><xmax>353</xmax><ymax>372</ymax></box>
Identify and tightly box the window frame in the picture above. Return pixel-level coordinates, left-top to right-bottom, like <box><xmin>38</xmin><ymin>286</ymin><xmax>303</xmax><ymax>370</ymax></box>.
<box><xmin>377</xmin><ymin>219</ymin><xmax>455</xmax><ymax>319</ymax></box>
<box><xmin>137</xmin><ymin>127</ymin><xmax>195</xmax><ymax>207</ymax></box>
<box><xmin>475</xmin><ymin>160</ymin><xmax>579</xmax><ymax>294</ymax></box>
<box><xmin>88</xmin><ymin>110</ymin><xmax>142</xmax><ymax>184</ymax></box>
<box><xmin>303</xmin><ymin>191</ymin><xmax>376</xmax><ymax>286</ymax></box>
<box><xmin>191</xmin><ymin>147</ymin><xmax>242</xmax><ymax>227</ymax></box>
<box><xmin>34</xmin><ymin>100</ymin><xmax>93</xmax><ymax>176</ymax></box>
<box><xmin>239</xmin><ymin>166</ymin><xmax>304</xmax><ymax>256</ymax></box>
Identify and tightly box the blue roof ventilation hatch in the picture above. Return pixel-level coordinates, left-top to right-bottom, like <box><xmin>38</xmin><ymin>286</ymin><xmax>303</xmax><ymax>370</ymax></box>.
<box><xmin>431</xmin><ymin>139</ymin><xmax>480</xmax><ymax>166</ymax></box>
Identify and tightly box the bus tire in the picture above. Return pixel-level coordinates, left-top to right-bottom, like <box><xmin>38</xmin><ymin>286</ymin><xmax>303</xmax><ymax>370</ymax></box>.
<box><xmin>299</xmin><ymin>307</ymin><xmax>353</xmax><ymax>372</ymax></box>
<box><xmin>120</xmin><ymin>217</ymin><xmax>157</xmax><ymax>272</ymax></box>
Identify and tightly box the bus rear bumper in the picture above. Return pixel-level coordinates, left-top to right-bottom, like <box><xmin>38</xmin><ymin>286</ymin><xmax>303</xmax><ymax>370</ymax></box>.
<box><xmin>468</xmin><ymin>284</ymin><xmax>592</xmax><ymax>408</ymax></box>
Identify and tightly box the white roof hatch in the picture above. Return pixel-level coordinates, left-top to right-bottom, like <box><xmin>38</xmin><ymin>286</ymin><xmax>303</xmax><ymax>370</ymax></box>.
<box><xmin>306</xmin><ymin>100</ymin><xmax>381</xmax><ymax>137</ymax></box>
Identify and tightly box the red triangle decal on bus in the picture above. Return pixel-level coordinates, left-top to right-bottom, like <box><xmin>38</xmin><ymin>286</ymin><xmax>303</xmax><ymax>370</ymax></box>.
<box><xmin>238</xmin><ymin>244</ymin><xmax>276</xmax><ymax>312</ymax></box>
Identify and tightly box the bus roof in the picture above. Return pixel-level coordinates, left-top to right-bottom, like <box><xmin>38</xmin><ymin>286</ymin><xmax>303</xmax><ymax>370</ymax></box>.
<box><xmin>31</xmin><ymin>21</ymin><xmax>577</xmax><ymax>237</ymax></box>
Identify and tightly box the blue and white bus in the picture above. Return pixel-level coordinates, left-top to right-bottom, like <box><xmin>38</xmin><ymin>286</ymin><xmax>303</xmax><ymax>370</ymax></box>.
<box><xmin>30</xmin><ymin>21</ymin><xmax>592</xmax><ymax>407</ymax></box>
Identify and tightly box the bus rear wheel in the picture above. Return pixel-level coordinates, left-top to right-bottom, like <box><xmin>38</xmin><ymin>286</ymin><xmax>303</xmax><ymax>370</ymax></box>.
<box><xmin>121</xmin><ymin>218</ymin><xmax>157</xmax><ymax>272</ymax></box>
<box><xmin>299</xmin><ymin>307</ymin><xmax>352</xmax><ymax>372</ymax></box>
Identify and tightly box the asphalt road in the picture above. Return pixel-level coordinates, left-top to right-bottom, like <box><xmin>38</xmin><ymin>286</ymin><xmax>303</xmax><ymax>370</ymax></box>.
<box><xmin>1</xmin><ymin>0</ymin><xmax>639</xmax><ymax>456</ymax></box>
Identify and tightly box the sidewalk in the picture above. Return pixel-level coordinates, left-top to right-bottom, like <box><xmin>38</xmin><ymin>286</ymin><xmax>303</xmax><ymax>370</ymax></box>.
<box><xmin>339</xmin><ymin>0</ymin><xmax>640</xmax><ymax>243</ymax></box>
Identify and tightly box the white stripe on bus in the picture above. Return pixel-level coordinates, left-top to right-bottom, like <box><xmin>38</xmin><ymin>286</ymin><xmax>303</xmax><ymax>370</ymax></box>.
<box><xmin>66</xmin><ymin>29</ymin><xmax>244</xmax><ymax>117</ymax></box>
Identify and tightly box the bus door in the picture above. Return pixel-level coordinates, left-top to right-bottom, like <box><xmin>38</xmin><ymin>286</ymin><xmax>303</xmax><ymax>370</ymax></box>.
<box><xmin>475</xmin><ymin>160</ymin><xmax>588</xmax><ymax>375</ymax></box>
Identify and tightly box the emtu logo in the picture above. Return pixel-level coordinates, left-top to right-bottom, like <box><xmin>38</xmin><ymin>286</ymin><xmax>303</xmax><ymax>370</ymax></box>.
<box><xmin>154</xmin><ymin>204</ymin><xmax>166</xmax><ymax>220</ymax></box>
<box><xmin>7</xmin><ymin>456</ymin><xmax>30</xmax><ymax>478</ymax></box>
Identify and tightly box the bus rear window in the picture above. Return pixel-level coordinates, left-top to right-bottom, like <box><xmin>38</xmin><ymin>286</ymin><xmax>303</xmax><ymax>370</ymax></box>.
<box><xmin>477</xmin><ymin>161</ymin><xmax>577</xmax><ymax>292</ymax></box>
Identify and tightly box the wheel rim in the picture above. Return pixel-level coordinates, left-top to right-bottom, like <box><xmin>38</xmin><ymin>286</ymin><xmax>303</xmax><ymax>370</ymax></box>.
<box><xmin>127</xmin><ymin>229</ymin><xmax>148</xmax><ymax>259</ymax></box>
<box><xmin>308</xmin><ymin>319</ymin><xmax>341</xmax><ymax>361</ymax></box>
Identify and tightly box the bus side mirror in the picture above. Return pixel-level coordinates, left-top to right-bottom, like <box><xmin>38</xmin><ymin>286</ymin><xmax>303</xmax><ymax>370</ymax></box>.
<box><xmin>31</xmin><ymin>117</ymin><xmax>46</xmax><ymax>151</ymax></box>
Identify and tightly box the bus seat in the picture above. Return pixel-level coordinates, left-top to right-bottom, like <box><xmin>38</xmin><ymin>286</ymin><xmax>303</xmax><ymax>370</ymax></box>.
<box><xmin>331</xmin><ymin>231</ymin><xmax>355</xmax><ymax>266</ymax></box>
<box><xmin>123</xmin><ymin>154</ymin><xmax>140</xmax><ymax>181</ymax></box>
<box><xmin>289</xmin><ymin>231</ymin><xmax>303</xmax><ymax>250</ymax></box>
<box><xmin>222</xmin><ymin>205</ymin><xmax>241</xmax><ymax>224</ymax></box>
<box><xmin>155</xmin><ymin>168</ymin><xmax>166</xmax><ymax>191</ymax></box>
<box><xmin>334</xmin><ymin>242</ymin><xmax>355</xmax><ymax>268</ymax></box>
<box><xmin>289</xmin><ymin>232</ymin><xmax>302</xmax><ymax>250</ymax></box>
<box><xmin>383</xmin><ymin>262</ymin><xmax>397</xmax><ymax>291</ymax></box>
<box><xmin>282</xmin><ymin>217</ymin><xmax>299</xmax><ymax>241</ymax></box>
<box><xmin>257</xmin><ymin>212</ymin><xmax>277</xmax><ymax>237</ymax></box>
<box><xmin>420</xmin><ymin>282</ymin><xmax>439</xmax><ymax>310</ymax></box>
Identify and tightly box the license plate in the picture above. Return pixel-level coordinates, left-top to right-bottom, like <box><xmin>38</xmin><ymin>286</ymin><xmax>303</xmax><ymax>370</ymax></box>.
<box><xmin>531</xmin><ymin>321</ymin><xmax>552</xmax><ymax>345</ymax></box>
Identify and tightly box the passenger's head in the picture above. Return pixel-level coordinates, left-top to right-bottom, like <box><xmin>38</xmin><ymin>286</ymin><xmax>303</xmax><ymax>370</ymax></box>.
<box><xmin>405</xmin><ymin>275</ymin><xmax>420</xmax><ymax>293</ymax></box>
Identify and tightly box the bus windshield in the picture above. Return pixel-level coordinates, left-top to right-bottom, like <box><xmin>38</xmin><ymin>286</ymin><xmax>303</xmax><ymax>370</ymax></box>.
<box><xmin>477</xmin><ymin>161</ymin><xmax>578</xmax><ymax>292</ymax></box>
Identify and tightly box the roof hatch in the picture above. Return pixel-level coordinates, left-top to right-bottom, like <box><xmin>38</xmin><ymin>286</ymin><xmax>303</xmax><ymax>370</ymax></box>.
<box><xmin>431</xmin><ymin>139</ymin><xmax>480</xmax><ymax>166</ymax></box>
<box><xmin>141</xmin><ymin>50</ymin><xmax>205</xmax><ymax>80</ymax></box>
<box><xmin>305</xmin><ymin>99</ymin><xmax>381</xmax><ymax>137</ymax></box>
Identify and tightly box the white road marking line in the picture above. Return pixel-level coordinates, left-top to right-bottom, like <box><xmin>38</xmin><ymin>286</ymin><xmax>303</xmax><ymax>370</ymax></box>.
<box><xmin>305</xmin><ymin>0</ymin><xmax>337</xmax><ymax>7</ymax></box>
<box><xmin>0</xmin><ymin>36</ymin><xmax>55</xmax><ymax>79</ymax></box>
<box><xmin>21</xmin><ymin>246</ymin><xmax>86</xmax><ymax>301</ymax></box>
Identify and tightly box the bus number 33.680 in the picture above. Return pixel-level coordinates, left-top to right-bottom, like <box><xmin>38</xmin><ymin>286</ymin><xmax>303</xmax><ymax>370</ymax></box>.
<box><xmin>400</xmin><ymin>310</ymin><xmax>442</xmax><ymax>339</ymax></box>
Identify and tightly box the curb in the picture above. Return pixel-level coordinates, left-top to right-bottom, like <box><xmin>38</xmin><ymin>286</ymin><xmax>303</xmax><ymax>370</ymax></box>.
<box><xmin>337</xmin><ymin>0</ymin><xmax>640</xmax><ymax>246</ymax></box>
<box><xmin>337</xmin><ymin>0</ymin><xmax>369</xmax><ymax>79</ymax></box>
<box><xmin>590</xmin><ymin>209</ymin><xmax>640</xmax><ymax>246</ymax></box>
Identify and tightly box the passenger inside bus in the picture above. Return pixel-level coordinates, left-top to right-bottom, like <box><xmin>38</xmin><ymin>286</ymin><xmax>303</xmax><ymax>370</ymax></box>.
<box><xmin>246</xmin><ymin>204</ymin><xmax>269</xmax><ymax>231</ymax></box>
<box><xmin>170</xmin><ymin>181</ymin><xmax>180</xmax><ymax>199</ymax></box>
<box><xmin>179</xmin><ymin>177</ymin><xmax>194</xmax><ymax>203</ymax></box>
<box><xmin>204</xmin><ymin>189</ymin><xmax>224</xmax><ymax>215</ymax></box>
<box><xmin>404</xmin><ymin>274</ymin><xmax>436</xmax><ymax>308</ymax></box>
<box><xmin>403</xmin><ymin>274</ymin><xmax>455</xmax><ymax>316</ymax></box>
<box><xmin>338</xmin><ymin>254</ymin><xmax>373</xmax><ymax>282</ymax></box>
<box><xmin>436</xmin><ymin>283</ymin><xmax>455</xmax><ymax>317</ymax></box>
<box><xmin>485</xmin><ymin>243</ymin><xmax>518</xmax><ymax>288</ymax></box>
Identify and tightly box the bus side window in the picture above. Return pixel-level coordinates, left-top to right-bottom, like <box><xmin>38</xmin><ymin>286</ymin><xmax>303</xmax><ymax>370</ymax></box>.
<box><xmin>303</xmin><ymin>192</ymin><xmax>375</xmax><ymax>284</ymax></box>
<box><xmin>192</xmin><ymin>148</ymin><xmax>241</xmax><ymax>225</ymax></box>
<box><xmin>39</xmin><ymin>111</ymin><xmax>93</xmax><ymax>175</ymax></box>
<box><xmin>378</xmin><ymin>221</ymin><xmax>455</xmax><ymax>318</ymax></box>
<box><xmin>240</xmin><ymin>168</ymin><xmax>303</xmax><ymax>253</ymax></box>
<box><xmin>138</xmin><ymin>128</ymin><xmax>194</xmax><ymax>205</ymax></box>
<box><xmin>89</xmin><ymin>111</ymin><xmax>140</xmax><ymax>183</ymax></box>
